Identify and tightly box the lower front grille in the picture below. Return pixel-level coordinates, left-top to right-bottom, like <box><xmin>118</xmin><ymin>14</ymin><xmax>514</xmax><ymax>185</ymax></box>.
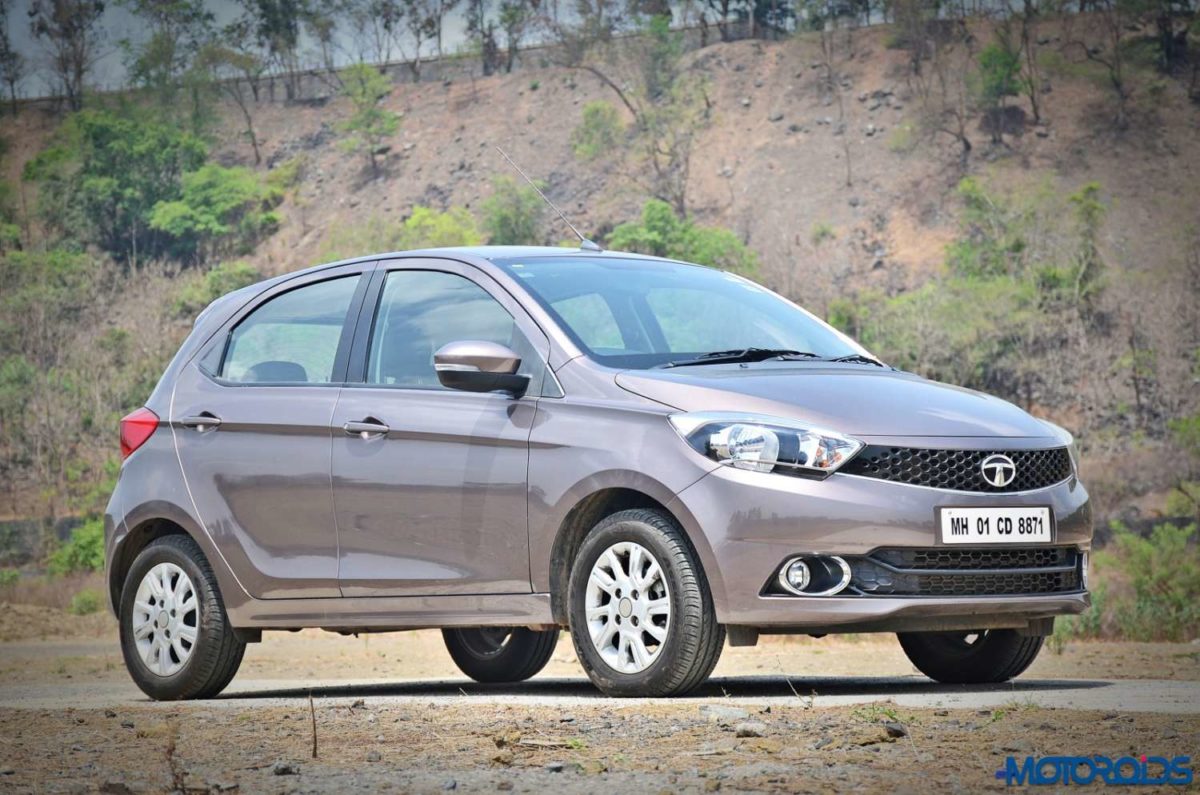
<box><xmin>849</xmin><ymin>546</ymin><xmax>1083</xmax><ymax>597</ymax></box>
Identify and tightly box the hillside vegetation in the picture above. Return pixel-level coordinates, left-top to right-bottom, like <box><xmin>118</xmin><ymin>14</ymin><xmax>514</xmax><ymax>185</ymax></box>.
<box><xmin>0</xmin><ymin>0</ymin><xmax>1197</xmax><ymax>638</ymax></box>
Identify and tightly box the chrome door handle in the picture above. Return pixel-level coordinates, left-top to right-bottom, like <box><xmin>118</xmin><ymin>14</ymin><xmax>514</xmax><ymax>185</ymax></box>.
<box><xmin>343</xmin><ymin>419</ymin><xmax>390</xmax><ymax>438</ymax></box>
<box><xmin>180</xmin><ymin>414</ymin><xmax>221</xmax><ymax>431</ymax></box>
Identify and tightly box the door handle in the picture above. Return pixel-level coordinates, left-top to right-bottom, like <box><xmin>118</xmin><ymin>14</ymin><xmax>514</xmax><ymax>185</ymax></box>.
<box><xmin>343</xmin><ymin>418</ymin><xmax>390</xmax><ymax>439</ymax></box>
<box><xmin>180</xmin><ymin>414</ymin><xmax>221</xmax><ymax>432</ymax></box>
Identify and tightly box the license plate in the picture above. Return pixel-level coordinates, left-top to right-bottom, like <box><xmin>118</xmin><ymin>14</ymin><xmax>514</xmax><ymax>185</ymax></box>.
<box><xmin>939</xmin><ymin>506</ymin><xmax>1052</xmax><ymax>544</ymax></box>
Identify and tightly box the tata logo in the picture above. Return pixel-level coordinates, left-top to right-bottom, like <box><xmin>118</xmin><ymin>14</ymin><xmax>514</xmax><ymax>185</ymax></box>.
<box><xmin>980</xmin><ymin>454</ymin><xmax>1017</xmax><ymax>488</ymax></box>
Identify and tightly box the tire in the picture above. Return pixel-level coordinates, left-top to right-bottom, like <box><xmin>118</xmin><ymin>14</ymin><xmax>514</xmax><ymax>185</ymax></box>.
<box><xmin>567</xmin><ymin>508</ymin><xmax>724</xmax><ymax>697</ymax></box>
<box><xmin>898</xmin><ymin>629</ymin><xmax>1043</xmax><ymax>684</ymax></box>
<box><xmin>118</xmin><ymin>534</ymin><xmax>246</xmax><ymax>700</ymax></box>
<box><xmin>442</xmin><ymin>627</ymin><xmax>559</xmax><ymax>683</ymax></box>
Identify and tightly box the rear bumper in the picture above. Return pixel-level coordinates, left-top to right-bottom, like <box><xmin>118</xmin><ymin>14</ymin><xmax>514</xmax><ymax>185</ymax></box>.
<box><xmin>671</xmin><ymin>460</ymin><xmax>1093</xmax><ymax>631</ymax></box>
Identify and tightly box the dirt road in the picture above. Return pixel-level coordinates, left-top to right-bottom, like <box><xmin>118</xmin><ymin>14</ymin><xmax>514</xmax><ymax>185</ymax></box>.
<box><xmin>1</xmin><ymin>620</ymin><xmax>1198</xmax><ymax>792</ymax></box>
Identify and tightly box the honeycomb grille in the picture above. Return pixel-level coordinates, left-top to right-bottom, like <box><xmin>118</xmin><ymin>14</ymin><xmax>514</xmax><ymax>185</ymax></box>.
<box><xmin>871</xmin><ymin>547</ymin><xmax>1073</xmax><ymax>570</ymax></box>
<box><xmin>850</xmin><ymin>547</ymin><xmax>1083</xmax><ymax>597</ymax></box>
<box><xmin>841</xmin><ymin>446</ymin><xmax>1072</xmax><ymax>493</ymax></box>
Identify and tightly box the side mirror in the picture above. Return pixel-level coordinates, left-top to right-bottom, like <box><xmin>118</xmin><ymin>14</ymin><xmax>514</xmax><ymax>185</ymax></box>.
<box><xmin>434</xmin><ymin>340</ymin><xmax>530</xmax><ymax>397</ymax></box>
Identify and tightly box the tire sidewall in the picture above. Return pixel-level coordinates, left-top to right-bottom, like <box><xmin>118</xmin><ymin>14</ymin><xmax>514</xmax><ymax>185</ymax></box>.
<box><xmin>119</xmin><ymin>539</ymin><xmax>217</xmax><ymax>700</ymax></box>
<box><xmin>568</xmin><ymin>516</ymin><xmax>693</xmax><ymax>696</ymax></box>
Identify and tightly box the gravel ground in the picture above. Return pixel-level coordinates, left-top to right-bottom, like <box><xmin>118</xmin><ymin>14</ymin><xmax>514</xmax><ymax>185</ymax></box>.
<box><xmin>1</xmin><ymin>617</ymin><xmax>1198</xmax><ymax>792</ymax></box>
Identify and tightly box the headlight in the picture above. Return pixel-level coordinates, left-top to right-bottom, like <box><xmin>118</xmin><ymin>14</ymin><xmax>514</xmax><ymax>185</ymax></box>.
<box><xmin>669</xmin><ymin>412</ymin><xmax>863</xmax><ymax>479</ymax></box>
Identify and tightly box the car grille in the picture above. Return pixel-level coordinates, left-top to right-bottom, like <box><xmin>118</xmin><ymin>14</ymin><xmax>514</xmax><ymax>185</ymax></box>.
<box><xmin>848</xmin><ymin>546</ymin><xmax>1083</xmax><ymax>597</ymax></box>
<box><xmin>840</xmin><ymin>446</ymin><xmax>1072</xmax><ymax>493</ymax></box>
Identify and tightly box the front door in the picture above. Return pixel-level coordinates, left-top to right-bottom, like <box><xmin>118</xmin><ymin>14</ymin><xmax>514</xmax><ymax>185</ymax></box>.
<box><xmin>331</xmin><ymin>262</ymin><xmax>550</xmax><ymax>597</ymax></box>
<box><xmin>173</xmin><ymin>268</ymin><xmax>369</xmax><ymax>599</ymax></box>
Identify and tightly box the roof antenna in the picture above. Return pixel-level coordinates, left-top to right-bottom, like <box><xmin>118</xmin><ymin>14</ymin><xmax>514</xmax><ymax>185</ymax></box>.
<box><xmin>495</xmin><ymin>145</ymin><xmax>602</xmax><ymax>252</ymax></box>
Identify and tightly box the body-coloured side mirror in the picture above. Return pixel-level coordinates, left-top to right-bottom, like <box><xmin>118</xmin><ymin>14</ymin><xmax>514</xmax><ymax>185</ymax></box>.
<box><xmin>434</xmin><ymin>340</ymin><xmax>530</xmax><ymax>397</ymax></box>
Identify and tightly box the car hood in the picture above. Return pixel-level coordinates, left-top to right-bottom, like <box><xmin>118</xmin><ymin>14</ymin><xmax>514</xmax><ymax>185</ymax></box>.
<box><xmin>614</xmin><ymin>364</ymin><xmax>1056</xmax><ymax>439</ymax></box>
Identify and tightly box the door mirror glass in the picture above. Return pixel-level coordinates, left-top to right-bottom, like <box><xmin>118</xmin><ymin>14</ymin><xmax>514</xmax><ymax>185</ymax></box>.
<box><xmin>434</xmin><ymin>341</ymin><xmax>529</xmax><ymax>396</ymax></box>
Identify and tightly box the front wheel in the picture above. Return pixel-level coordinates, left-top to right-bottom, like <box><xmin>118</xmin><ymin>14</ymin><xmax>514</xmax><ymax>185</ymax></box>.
<box><xmin>568</xmin><ymin>508</ymin><xmax>724</xmax><ymax>697</ymax></box>
<box><xmin>442</xmin><ymin>627</ymin><xmax>559</xmax><ymax>683</ymax></box>
<box><xmin>898</xmin><ymin>629</ymin><xmax>1043</xmax><ymax>684</ymax></box>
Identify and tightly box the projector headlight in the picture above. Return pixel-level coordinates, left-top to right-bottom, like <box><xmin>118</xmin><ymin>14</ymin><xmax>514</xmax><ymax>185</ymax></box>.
<box><xmin>669</xmin><ymin>412</ymin><xmax>863</xmax><ymax>479</ymax></box>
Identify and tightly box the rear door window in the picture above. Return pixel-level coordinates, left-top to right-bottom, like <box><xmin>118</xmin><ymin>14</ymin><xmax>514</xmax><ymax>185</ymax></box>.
<box><xmin>221</xmin><ymin>275</ymin><xmax>360</xmax><ymax>384</ymax></box>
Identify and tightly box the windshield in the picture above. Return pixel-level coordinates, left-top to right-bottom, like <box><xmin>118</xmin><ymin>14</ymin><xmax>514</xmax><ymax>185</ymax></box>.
<box><xmin>494</xmin><ymin>256</ymin><xmax>864</xmax><ymax>370</ymax></box>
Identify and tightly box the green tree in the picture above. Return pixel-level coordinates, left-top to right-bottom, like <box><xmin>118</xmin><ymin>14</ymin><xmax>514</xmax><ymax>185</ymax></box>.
<box><xmin>608</xmin><ymin>199</ymin><xmax>758</xmax><ymax>275</ymax></box>
<box><xmin>337</xmin><ymin>63</ymin><xmax>399</xmax><ymax>176</ymax></box>
<box><xmin>482</xmin><ymin>176</ymin><xmax>545</xmax><ymax>245</ymax></box>
<box><xmin>23</xmin><ymin>109</ymin><xmax>207</xmax><ymax>265</ymax></box>
<box><xmin>149</xmin><ymin>164</ymin><xmax>282</xmax><ymax>263</ymax></box>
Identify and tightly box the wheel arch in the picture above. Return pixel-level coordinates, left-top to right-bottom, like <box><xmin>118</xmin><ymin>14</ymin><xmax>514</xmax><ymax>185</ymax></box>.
<box><xmin>546</xmin><ymin>482</ymin><xmax>723</xmax><ymax>626</ymax></box>
<box><xmin>109</xmin><ymin>499</ymin><xmax>250</xmax><ymax>622</ymax></box>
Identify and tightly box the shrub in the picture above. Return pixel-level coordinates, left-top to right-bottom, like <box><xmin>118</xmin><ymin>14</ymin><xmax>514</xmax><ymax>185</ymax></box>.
<box><xmin>607</xmin><ymin>200</ymin><xmax>758</xmax><ymax>275</ymax></box>
<box><xmin>571</xmin><ymin>101</ymin><xmax>624</xmax><ymax>162</ymax></box>
<box><xmin>482</xmin><ymin>176</ymin><xmax>545</xmax><ymax>245</ymax></box>
<box><xmin>47</xmin><ymin>518</ymin><xmax>105</xmax><ymax>577</ymax></box>
<box><xmin>149</xmin><ymin>164</ymin><xmax>282</xmax><ymax>263</ymax></box>
<box><xmin>68</xmin><ymin>588</ymin><xmax>103</xmax><ymax>616</ymax></box>
<box><xmin>173</xmin><ymin>260</ymin><xmax>262</xmax><ymax>318</ymax></box>
<box><xmin>320</xmin><ymin>206</ymin><xmax>483</xmax><ymax>261</ymax></box>
<box><xmin>0</xmin><ymin>568</ymin><xmax>18</xmax><ymax>588</ymax></box>
<box><xmin>1054</xmin><ymin>523</ymin><xmax>1199</xmax><ymax>645</ymax></box>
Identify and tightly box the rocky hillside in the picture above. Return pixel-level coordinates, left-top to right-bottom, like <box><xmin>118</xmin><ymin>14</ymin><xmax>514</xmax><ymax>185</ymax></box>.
<box><xmin>1</xmin><ymin>19</ymin><xmax>1198</xmax><ymax>526</ymax></box>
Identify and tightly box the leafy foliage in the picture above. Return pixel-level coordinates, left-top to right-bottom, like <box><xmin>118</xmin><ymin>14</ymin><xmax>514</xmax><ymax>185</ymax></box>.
<box><xmin>23</xmin><ymin>109</ymin><xmax>208</xmax><ymax>264</ymax></box>
<box><xmin>337</xmin><ymin>63</ymin><xmax>399</xmax><ymax>175</ymax></box>
<box><xmin>482</xmin><ymin>176</ymin><xmax>545</xmax><ymax>245</ymax></box>
<box><xmin>68</xmin><ymin>587</ymin><xmax>104</xmax><ymax>615</ymax></box>
<box><xmin>830</xmin><ymin>177</ymin><xmax>1108</xmax><ymax>402</ymax></box>
<box><xmin>47</xmin><ymin>518</ymin><xmax>105</xmax><ymax>576</ymax></box>
<box><xmin>571</xmin><ymin>101</ymin><xmax>624</xmax><ymax>161</ymax></box>
<box><xmin>607</xmin><ymin>199</ymin><xmax>758</xmax><ymax>275</ymax></box>
<box><xmin>319</xmin><ymin>205</ymin><xmax>483</xmax><ymax>261</ymax></box>
<box><xmin>173</xmin><ymin>260</ymin><xmax>263</xmax><ymax>318</ymax></box>
<box><xmin>149</xmin><ymin>164</ymin><xmax>282</xmax><ymax>263</ymax></box>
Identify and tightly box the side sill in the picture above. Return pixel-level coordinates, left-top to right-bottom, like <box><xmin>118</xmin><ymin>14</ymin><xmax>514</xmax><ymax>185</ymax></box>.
<box><xmin>226</xmin><ymin>592</ymin><xmax>555</xmax><ymax>631</ymax></box>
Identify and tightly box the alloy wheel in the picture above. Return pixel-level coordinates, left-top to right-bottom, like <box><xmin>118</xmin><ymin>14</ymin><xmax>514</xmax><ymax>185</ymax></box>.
<box><xmin>585</xmin><ymin>541</ymin><xmax>671</xmax><ymax>674</ymax></box>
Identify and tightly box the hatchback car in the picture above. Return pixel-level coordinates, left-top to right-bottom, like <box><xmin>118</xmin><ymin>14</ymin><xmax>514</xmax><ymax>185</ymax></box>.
<box><xmin>105</xmin><ymin>247</ymin><xmax>1091</xmax><ymax>700</ymax></box>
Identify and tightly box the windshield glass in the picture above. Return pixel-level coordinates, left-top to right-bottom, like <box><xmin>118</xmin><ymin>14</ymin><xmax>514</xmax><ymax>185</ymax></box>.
<box><xmin>494</xmin><ymin>256</ymin><xmax>864</xmax><ymax>369</ymax></box>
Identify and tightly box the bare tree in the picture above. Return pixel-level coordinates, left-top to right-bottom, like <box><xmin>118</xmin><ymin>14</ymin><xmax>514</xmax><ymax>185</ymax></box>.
<box><xmin>28</xmin><ymin>0</ymin><xmax>106</xmax><ymax>112</ymax></box>
<box><xmin>1066</xmin><ymin>0</ymin><xmax>1137</xmax><ymax>129</ymax></box>
<box><xmin>0</xmin><ymin>0</ymin><xmax>26</xmax><ymax>115</ymax></box>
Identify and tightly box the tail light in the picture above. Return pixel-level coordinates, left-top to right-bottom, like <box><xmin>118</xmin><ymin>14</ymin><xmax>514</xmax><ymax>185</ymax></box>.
<box><xmin>120</xmin><ymin>407</ymin><xmax>159</xmax><ymax>459</ymax></box>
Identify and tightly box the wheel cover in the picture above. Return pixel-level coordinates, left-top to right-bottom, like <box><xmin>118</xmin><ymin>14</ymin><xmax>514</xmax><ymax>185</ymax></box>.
<box><xmin>131</xmin><ymin>562</ymin><xmax>199</xmax><ymax>677</ymax></box>
<box><xmin>585</xmin><ymin>541</ymin><xmax>671</xmax><ymax>674</ymax></box>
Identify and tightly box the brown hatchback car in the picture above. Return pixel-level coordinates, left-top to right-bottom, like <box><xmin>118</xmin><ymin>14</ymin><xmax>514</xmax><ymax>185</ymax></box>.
<box><xmin>105</xmin><ymin>247</ymin><xmax>1091</xmax><ymax>699</ymax></box>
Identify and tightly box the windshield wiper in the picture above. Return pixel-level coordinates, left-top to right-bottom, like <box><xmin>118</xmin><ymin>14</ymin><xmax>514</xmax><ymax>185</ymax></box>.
<box><xmin>826</xmin><ymin>354</ymin><xmax>887</xmax><ymax>367</ymax></box>
<box><xmin>657</xmin><ymin>348</ymin><xmax>821</xmax><ymax>369</ymax></box>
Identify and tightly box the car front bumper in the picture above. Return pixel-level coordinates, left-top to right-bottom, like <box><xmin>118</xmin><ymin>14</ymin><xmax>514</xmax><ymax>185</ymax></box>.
<box><xmin>671</xmin><ymin>459</ymin><xmax>1092</xmax><ymax>632</ymax></box>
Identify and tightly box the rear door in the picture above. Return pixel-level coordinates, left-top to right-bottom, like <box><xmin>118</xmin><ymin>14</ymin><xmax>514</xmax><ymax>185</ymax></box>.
<box><xmin>172</xmin><ymin>264</ymin><xmax>373</xmax><ymax>599</ymax></box>
<box><xmin>330</xmin><ymin>259</ymin><xmax>551</xmax><ymax>597</ymax></box>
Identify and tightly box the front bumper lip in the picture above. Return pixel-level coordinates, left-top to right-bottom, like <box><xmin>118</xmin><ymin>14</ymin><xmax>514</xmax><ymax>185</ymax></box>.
<box><xmin>735</xmin><ymin>591</ymin><xmax>1091</xmax><ymax>632</ymax></box>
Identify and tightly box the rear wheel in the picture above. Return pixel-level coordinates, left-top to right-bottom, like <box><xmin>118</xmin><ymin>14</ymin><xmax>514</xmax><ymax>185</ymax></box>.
<box><xmin>442</xmin><ymin>627</ymin><xmax>559</xmax><ymax>683</ymax></box>
<box><xmin>119</xmin><ymin>535</ymin><xmax>245</xmax><ymax>700</ymax></box>
<box><xmin>898</xmin><ymin>629</ymin><xmax>1043</xmax><ymax>684</ymax></box>
<box><xmin>568</xmin><ymin>508</ymin><xmax>724</xmax><ymax>697</ymax></box>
